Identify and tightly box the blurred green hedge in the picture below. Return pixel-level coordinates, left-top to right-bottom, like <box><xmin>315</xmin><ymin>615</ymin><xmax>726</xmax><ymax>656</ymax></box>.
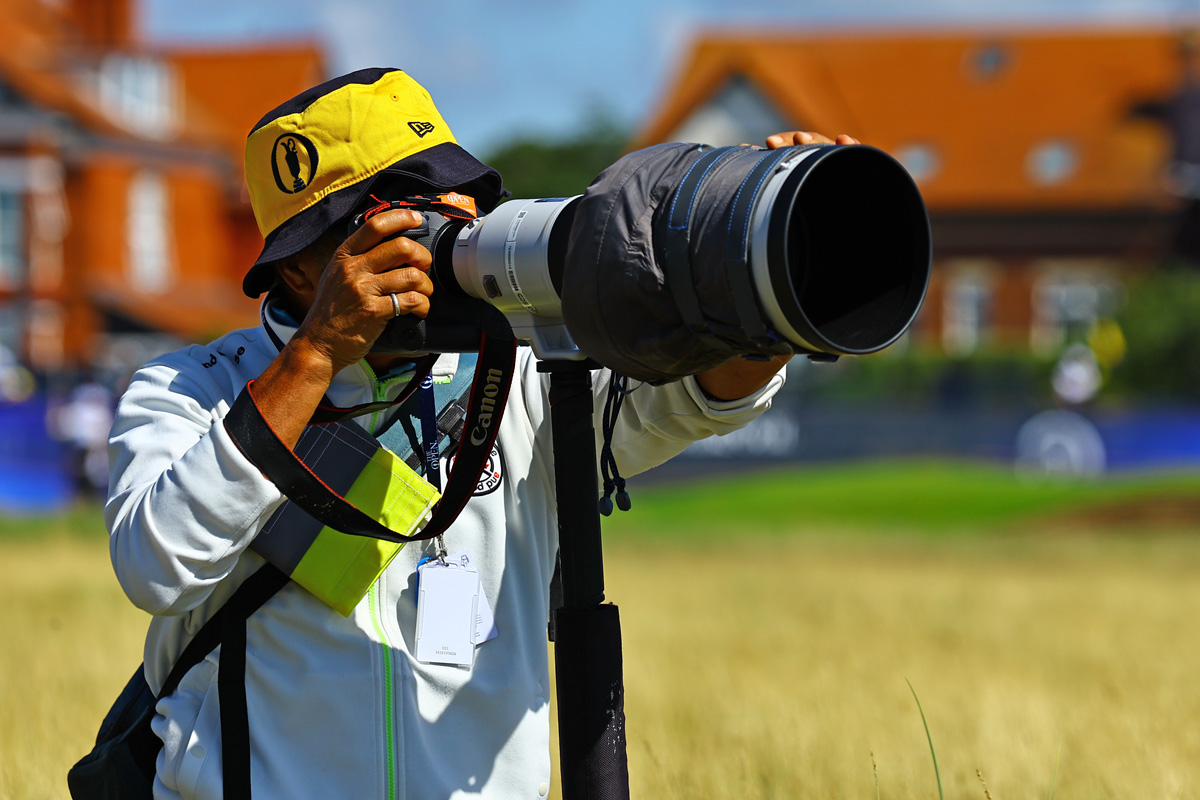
<box><xmin>799</xmin><ymin>348</ymin><xmax>1054</xmax><ymax>408</ymax></box>
<box><xmin>1109</xmin><ymin>268</ymin><xmax>1200</xmax><ymax>404</ymax></box>
<box><xmin>482</xmin><ymin>116</ymin><xmax>628</xmax><ymax>200</ymax></box>
<box><xmin>801</xmin><ymin>268</ymin><xmax>1200</xmax><ymax>407</ymax></box>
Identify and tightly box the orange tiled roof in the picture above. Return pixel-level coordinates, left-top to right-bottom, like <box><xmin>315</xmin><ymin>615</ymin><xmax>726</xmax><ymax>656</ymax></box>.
<box><xmin>169</xmin><ymin>43</ymin><xmax>325</xmax><ymax>166</ymax></box>
<box><xmin>636</xmin><ymin>28</ymin><xmax>1186</xmax><ymax>212</ymax></box>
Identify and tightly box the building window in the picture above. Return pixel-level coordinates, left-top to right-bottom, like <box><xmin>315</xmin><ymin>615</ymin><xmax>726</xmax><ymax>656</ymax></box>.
<box><xmin>896</xmin><ymin>143</ymin><xmax>941</xmax><ymax>184</ymax></box>
<box><xmin>967</xmin><ymin>42</ymin><xmax>1012</xmax><ymax>82</ymax></box>
<box><xmin>1027</xmin><ymin>140</ymin><xmax>1080</xmax><ymax>186</ymax></box>
<box><xmin>943</xmin><ymin>265</ymin><xmax>995</xmax><ymax>355</ymax></box>
<box><xmin>0</xmin><ymin>301</ymin><xmax>26</xmax><ymax>357</ymax></box>
<box><xmin>97</xmin><ymin>54</ymin><xmax>176</xmax><ymax>138</ymax></box>
<box><xmin>0</xmin><ymin>191</ymin><xmax>25</xmax><ymax>289</ymax></box>
<box><xmin>126</xmin><ymin>172</ymin><xmax>173</xmax><ymax>293</ymax></box>
<box><xmin>1032</xmin><ymin>264</ymin><xmax>1121</xmax><ymax>354</ymax></box>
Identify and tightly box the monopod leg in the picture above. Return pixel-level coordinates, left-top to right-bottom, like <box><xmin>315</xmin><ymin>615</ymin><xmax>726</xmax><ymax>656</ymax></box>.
<box><xmin>543</xmin><ymin>361</ymin><xmax>631</xmax><ymax>800</ymax></box>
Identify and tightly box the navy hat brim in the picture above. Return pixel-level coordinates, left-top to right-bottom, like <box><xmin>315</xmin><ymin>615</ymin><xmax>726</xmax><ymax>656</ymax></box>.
<box><xmin>243</xmin><ymin>141</ymin><xmax>506</xmax><ymax>297</ymax></box>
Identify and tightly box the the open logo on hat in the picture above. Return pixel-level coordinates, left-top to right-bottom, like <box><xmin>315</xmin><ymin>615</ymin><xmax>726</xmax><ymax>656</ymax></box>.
<box><xmin>271</xmin><ymin>133</ymin><xmax>319</xmax><ymax>194</ymax></box>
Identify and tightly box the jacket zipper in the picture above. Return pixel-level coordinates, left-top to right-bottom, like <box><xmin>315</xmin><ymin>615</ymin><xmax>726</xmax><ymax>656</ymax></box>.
<box><xmin>365</xmin><ymin>365</ymin><xmax>402</xmax><ymax>800</ymax></box>
<box><xmin>368</xmin><ymin>582</ymin><xmax>398</xmax><ymax>800</ymax></box>
<box><xmin>360</xmin><ymin>360</ymin><xmax>451</xmax><ymax>800</ymax></box>
<box><xmin>360</xmin><ymin>362</ymin><xmax>391</xmax><ymax>435</ymax></box>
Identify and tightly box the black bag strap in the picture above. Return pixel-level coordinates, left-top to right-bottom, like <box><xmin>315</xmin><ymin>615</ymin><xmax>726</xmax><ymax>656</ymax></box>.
<box><xmin>218</xmin><ymin>565</ymin><xmax>289</xmax><ymax>800</ymax></box>
<box><xmin>151</xmin><ymin>564</ymin><xmax>288</xmax><ymax>800</ymax></box>
<box><xmin>159</xmin><ymin>565</ymin><xmax>289</xmax><ymax>699</ymax></box>
<box><xmin>220</xmin><ymin>606</ymin><xmax>252</xmax><ymax>800</ymax></box>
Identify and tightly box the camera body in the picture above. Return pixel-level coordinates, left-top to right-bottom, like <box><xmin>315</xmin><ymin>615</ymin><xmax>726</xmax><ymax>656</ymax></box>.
<box><xmin>354</xmin><ymin>194</ymin><xmax>584</xmax><ymax>358</ymax></box>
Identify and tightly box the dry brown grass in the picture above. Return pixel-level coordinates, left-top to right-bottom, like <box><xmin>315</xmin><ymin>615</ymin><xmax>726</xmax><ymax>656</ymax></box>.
<box><xmin>0</xmin><ymin>535</ymin><xmax>148</xmax><ymax>800</ymax></box>
<box><xmin>5</xmin><ymin>527</ymin><xmax>1200</xmax><ymax>798</ymax></box>
<box><xmin>587</xmin><ymin>531</ymin><xmax>1200</xmax><ymax>799</ymax></box>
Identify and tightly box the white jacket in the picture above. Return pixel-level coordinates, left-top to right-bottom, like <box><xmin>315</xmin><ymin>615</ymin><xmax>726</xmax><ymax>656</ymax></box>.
<box><xmin>107</xmin><ymin>301</ymin><xmax>783</xmax><ymax>800</ymax></box>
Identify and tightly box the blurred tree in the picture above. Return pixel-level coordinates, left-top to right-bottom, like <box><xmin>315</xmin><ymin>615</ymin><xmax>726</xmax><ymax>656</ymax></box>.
<box><xmin>482</xmin><ymin>114</ymin><xmax>629</xmax><ymax>200</ymax></box>
<box><xmin>1110</xmin><ymin>268</ymin><xmax>1200</xmax><ymax>403</ymax></box>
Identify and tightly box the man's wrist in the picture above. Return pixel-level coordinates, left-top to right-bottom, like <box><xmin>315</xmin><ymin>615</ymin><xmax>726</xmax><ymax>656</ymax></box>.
<box><xmin>695</xmin><ymin>355</ymin><xmax>791</xmax><ymax>401</ymax></box>
<box><xmin>248</xmin><ymin>339</ymin><xmax>341</xmax><ymax>450</ymax></box>
<box><xmin>283</xmin><ymin>334</ymin><xmax>340</xmax><ymax>386</ymax></box>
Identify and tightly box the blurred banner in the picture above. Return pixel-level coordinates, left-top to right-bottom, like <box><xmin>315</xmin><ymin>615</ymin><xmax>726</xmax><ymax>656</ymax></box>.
<box><xmin>0</xmin><ymin>397</ymin><xmax>71</xmax><ymax>512</ymax></box>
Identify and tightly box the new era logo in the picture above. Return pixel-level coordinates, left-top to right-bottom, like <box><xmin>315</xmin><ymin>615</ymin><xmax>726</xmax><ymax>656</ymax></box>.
<box><xmin>409</xmin><ymin>121</ymin><xmax>435</xmax><ymax>138</ymax></box>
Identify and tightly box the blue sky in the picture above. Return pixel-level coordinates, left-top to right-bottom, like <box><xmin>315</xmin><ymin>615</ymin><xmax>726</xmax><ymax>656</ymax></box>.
<box><xmin>144</xmin><ymin>0</ymin><xmax>1195</xmax><ymax>153</ymax></box>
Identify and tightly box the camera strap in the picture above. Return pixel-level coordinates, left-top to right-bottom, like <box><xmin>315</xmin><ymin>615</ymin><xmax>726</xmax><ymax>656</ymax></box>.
<box><xmin>357</xmin><ymin>192</ymin><xmax>479</xmax><ymax>225</ymax></box>
<box><xmin>224</xmin><ymin>310</ymin><xmax>517</xmax><ymax>548</ymax></box>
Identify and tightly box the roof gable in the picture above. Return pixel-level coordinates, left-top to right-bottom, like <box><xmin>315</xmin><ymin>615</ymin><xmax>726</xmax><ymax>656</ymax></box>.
<box><xmin>667</xmin><ymin>74</ymin><xmax>792</xmax><ymax>146</ymax></box>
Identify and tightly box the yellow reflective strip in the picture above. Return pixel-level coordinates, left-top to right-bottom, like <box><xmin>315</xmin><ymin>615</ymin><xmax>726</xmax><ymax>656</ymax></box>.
<box><xmin>246</xmin><ymin>71</ymin><xmax>458</xmax><ymax>237</ymax></box>
<box><xmin>290</xmin><ymin>448</ymin><xmax>440</xmax><ymax>617</ymax></box>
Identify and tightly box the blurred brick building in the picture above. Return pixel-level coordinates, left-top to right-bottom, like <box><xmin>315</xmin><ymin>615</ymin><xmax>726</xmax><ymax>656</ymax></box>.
<box><xmin>637</xmin><ymin>28</ymin><xmax>1198</xmax><ymax>356</ymax></box>
<box><xmin>0</xmin><ymin>0</ymin><xmax>322</xmax><ymax>378</ymax></box>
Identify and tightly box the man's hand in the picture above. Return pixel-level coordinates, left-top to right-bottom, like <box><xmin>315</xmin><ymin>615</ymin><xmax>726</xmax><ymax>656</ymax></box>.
<box><xmin>291</xmin><ymin>209</ymin><xmax>434</xmax><ymax>375</ymax></box>
<box><xmin>253</xmin><ymin>209</ymin><xmax>434</xmax><ymax>448</ymax></box>
<box><xmin>694</xmin><ymin>130</ymin><xmax>859</xmax><ymax>400</ymax></box>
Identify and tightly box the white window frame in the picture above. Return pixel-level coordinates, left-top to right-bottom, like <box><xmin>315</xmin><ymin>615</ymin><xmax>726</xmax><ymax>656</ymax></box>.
<box><xmin>0</xmin><ymin>190</ymin><xmax>25</xmax><ymax>289</ymax></box>
<box><xmin>97</xmin><ymin>54</ymin><xmax>177</xmax><ymax>139</ymax></box>
<box><xmin>126</xmin><ymin>171</ymin><xmax>174</xmax><ymax>293</ymax></box>
<box><xmin>1031</xmin><ymin>260</ymin><xmax>1121</xmax><ymax>354</ymax></box>
<box><xmin>942</xmin><ymin>260</ymin><xmax>996</xmax><ymax>355</ymax></box>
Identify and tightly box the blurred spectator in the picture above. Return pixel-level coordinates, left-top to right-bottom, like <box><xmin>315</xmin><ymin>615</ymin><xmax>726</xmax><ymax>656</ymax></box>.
<box><xmin>1051</xmin><ymin>343</ymin><xmax>1103</xmax><ymax>405</ymax></box>
<box><xmin>50</xmin><ymin>381</ymin><xmax>114</xmax><ymax>498</ymax></box>
<box><xmin>1015</xmin><ymin>408</ymin><xmax>1107</xmax><ymax>478</ymax></box>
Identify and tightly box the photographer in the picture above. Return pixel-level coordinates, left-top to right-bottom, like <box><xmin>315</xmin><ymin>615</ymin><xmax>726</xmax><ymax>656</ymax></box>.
<box><xmin>106</xmin><ymin>68</ymin><xmax>837</xmax><ymax>799</ymax></box>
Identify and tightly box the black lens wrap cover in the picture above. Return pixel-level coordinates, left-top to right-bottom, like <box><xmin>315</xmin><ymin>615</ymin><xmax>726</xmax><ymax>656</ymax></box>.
<box><xmin>562</xmin><ymin>143</ymin><xmax>798</xmax><ymax>384</ymax></box>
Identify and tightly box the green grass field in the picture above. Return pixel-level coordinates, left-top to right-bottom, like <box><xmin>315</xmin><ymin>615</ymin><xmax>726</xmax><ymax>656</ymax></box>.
<box><xmin>3</xmin><ymin>460</ymin><xmax>1200</xmax><ymax>799</ymax></box>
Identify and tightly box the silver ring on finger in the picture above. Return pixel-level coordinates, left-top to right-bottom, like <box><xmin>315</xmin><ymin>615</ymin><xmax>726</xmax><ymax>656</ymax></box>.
<box><xmin>390</xmin><ymin>292</ymin><xmax>401</xmax><ymax>318</ymax></box>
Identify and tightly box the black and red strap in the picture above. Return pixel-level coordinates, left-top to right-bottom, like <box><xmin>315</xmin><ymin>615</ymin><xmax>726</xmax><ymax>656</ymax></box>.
<box><xmin>225</xmin><ymin>313</ymin><xmax>517</xmax><ymax>544</ymax></box>
<box><xmin>354</xmin><ymin>192</ymin><xmax>480</xmax><ymax>229</ymax></box>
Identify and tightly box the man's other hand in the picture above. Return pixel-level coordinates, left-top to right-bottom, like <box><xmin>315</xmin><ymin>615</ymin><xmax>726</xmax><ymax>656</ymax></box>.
<box><xmin>762</xmin><ymin>131</ymin><xmax>860</xmax><ymax>148</ymax></box>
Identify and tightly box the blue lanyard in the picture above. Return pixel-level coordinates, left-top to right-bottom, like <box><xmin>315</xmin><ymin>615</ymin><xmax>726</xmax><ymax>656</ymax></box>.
<box><xmin>418</xmin><ymin>375</ymin><xmax>442</xmax><ymax>492</ymax></box>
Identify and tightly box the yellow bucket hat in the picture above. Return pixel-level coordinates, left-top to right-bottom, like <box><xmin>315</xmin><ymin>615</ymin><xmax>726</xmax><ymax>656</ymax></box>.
<box><xmin>242</xmin><ymin>67</ymin><xmax>505</xmax><ymax>297</ymax></box>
